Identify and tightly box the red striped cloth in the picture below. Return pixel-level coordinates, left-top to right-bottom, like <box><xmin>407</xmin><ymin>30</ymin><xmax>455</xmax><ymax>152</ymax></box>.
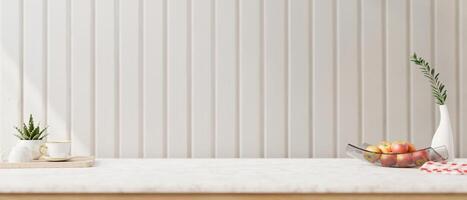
<box><xmin>420</xmin><ymin>161</ymin><xmax>467</xmax><ymax>175</ymax></box>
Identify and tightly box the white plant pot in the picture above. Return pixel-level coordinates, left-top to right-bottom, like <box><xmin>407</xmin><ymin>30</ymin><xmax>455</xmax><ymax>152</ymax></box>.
<box><xmin>16</xmin><ymin>140</ymin><xmax>45</xmax><ymax>160</ymax></box>
<box><xmin>431</xmin><ymin>105</ymin><xmax>455</xmax><ymax>161</ymax></box>
<box><xmin>8</xmin><ymin>146</ymin><xmax>32</xmax><ymax>163</ymax></box>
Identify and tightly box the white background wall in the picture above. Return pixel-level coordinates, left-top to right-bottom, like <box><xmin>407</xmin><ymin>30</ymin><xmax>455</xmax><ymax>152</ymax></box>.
<box><xmin>0</xmin><ymin>0</ymin><xmax>466</xmax><ymax>158</ymax></box>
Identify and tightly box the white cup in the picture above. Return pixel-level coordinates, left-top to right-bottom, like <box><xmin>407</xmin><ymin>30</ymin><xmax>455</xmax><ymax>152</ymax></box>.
<box><xmin>42</xmin><ymin>141</ymin><xmax>71</xmax><ymax>158</ymax></box>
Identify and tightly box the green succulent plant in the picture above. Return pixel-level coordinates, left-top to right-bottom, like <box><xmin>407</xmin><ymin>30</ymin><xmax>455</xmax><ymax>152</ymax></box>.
<box><xmin>14</xmin><ymin>114</ymin><xmax>48</xmax><ymax>140</ymax></box>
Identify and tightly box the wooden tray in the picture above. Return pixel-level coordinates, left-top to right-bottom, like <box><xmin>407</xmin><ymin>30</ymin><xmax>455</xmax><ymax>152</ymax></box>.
<box><xmin>0</xmin><ymin>156</ymin><xmax>94</xmax><ymax>169</ymax></box>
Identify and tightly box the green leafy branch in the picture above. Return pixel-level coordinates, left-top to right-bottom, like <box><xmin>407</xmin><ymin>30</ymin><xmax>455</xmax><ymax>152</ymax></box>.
<box><xmin>410</xmin><ymin>53</ymin><xmax>447</xmax><ymax>105</ymax></box>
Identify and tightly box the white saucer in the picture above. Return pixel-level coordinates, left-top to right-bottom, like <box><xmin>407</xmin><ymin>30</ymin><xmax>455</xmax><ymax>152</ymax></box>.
<box><xmin>43</xmin><ymin>156</ymin><xmax>72</xmax><ymax>162</ymax></box>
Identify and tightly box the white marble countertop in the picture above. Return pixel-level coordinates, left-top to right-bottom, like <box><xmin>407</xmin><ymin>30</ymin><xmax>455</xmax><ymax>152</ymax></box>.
<box><xmin>0</xmin><ymin>158</ymin><xmax>467</xmax><ymax>193</ymax></box>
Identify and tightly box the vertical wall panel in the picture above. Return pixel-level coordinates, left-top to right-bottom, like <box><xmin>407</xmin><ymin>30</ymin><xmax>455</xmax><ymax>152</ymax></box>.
<box><xmin>313</xmin><ymin>0</ymin><xmax>336</xmax><ymax>157</ymax></box>
<box><xmin>264</xmin><ymin>0</ymin><xmax>287</xmax><ymax>158</ymax></box>
<box><xmin>336</xmin><ymin>0</ymin><xmax>359</xmax><ymax>157</ymax></box>
<box><xmin>410</xmin><ymin>0</ymin><xmax>434</xmax><ymax>149</ymax></box>
<box><xmin>460</xmin><ymin>0</ymin><xmax>467</xmax><ymax>157</ymax></box>
<box><xmin>143</xmin><ymin>0</ymin><xmax>165</xmax><ymax>158</ymax></box>
<box><xmin>167</xmin><ymin>0</ymin><xmax>189</xmax><ymax>158</ymax></box>
<box><xmin>435</xmin><ymin>0</ymin><xmax>458</xmax><ymax>157</ymax></box>
<box><xmin>48</xmin><ymin>0</ymin><xmax>70</xmax><ymax>141</ymax></box>
<box><xmin>71</xmin><ymin>0</ymin><xmax>94</xmax><ymax>156</ymax></box>
<box><xmin>215</xmin><ymin>0</ymin><xmax>238</xmax><ymax>158</ymax></box>
<box><xmin>386</xmin><ymin>0</ymin><xmax>409</xmax><ymax>141</ymax></box>
<box><xmin>288</xmin><ymin>0</ymin><xmax>311</xmax><ymax>158</ymax></box>
<box><xmin>95</xmin><ymin>0</ymin><xmax>117</xmax><ymax>158</ymax></box>
<box><xmin>361</xmin><ymin>0</ymin><xmax>384</xmax><ymax>144</ymax></box>
<box><xmin>0</xmin><ymin>0</ymin><xmax>22</xmax><ymax>152</ymax></box>
<box><xmin>192</xmin><ymin>0</ymin><xmax>214</xmax><ymax>158</ymax></box>
<box><xmin>239</xmin><ymin>0</ymin><xmax>263</xmax><ymax>158</ymax></box>
<box><xmin>23</xmin><ymin>0</ymin><xmax>46</xmax><ymax>125</ymax></box>
<box><xmin>119</xmin><ymin>0</ymin><xmax>141</xmax><ymax>158</ymax></box>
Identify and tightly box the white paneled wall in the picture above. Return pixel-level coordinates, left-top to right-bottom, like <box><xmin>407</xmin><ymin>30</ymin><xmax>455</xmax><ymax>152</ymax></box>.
<box><xmin>0</xmin><ymin>0</ymin><xmax>466</xmax><ymax>158</ymax></box>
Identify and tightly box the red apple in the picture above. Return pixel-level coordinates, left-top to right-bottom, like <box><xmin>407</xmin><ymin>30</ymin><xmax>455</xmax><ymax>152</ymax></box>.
<box><xmin>396</xmin><ymin>153</ymin><xmax>413</xmax><ymax>167</ymax></box>
<box><xmin>378</xmin><ymin>141</ymin><xmax>392</xmax><ymax>153</ymax></box>
<box><xmin>380</xmin><ymin>154</ymin><xmax>397</xmax><ymax>167</ymax></box>
<box><xmin>412</xmin><ymin>150</ymin><xmax>429</xmax><ymax>166</ymax></box>
<box><xmin>363</xmin><ymin>146</ymin><xmax>381</xmax><ymax>163</ymax></box>
<box><xmin>391</xmin><ymin>142</ymin><xmax>409</xmax><ymax>154</ymax></box>
<box><xmin>408</xmin><ymin>143</ymin><xmax>416</xmax><ymax>152</ymax></box>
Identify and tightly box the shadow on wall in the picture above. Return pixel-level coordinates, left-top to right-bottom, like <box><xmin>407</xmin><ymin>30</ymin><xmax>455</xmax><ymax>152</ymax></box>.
<box><xmin>0</xmin><ymin>44</ymin><xmax>76</xmax><ymax>156</ymax></box>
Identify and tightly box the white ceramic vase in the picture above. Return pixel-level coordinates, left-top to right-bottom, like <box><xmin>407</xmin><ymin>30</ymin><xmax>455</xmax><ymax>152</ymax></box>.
<box><xmin>16</xmin><ymin>140</ymin><xmax>45</xmax><ymax>160</ymax></box>
<box><xmin>431</xmin><ymin>105</ymin><xmax>455</xmax><ymax>161</ymax></box>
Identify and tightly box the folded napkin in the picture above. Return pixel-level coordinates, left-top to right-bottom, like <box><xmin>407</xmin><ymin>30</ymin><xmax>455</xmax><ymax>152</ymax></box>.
<box><xmin>420</xmin><ymin>161</ymin><xmax>467</xmax><ymax>175</ymax></box>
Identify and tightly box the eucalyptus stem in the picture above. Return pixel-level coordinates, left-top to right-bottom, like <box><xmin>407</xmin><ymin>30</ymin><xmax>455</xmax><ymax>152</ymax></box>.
<box><xmin>410</xmin><ymin>53</ymin><xmax>447</xmax><ymax>105</ymax></box>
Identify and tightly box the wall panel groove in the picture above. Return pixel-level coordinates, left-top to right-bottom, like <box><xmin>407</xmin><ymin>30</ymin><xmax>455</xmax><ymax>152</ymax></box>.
<box><xmin>382</xmin><ymin>0</ymin><xmax>387</xmax><ymax>142</ymax></box>
<box><xmin>308</xmin><ymin>0</ymin><xmax>313</xmax><ymax>158</ymax></box>
<box><xmin>332</xmin><ymin>0</ymin><xmax>337</xmax><ymax>158</ymax></box>
<box><xmin>91</xmin><ymin>0</ymin><xmax>96</xmax><ymax>156</ymax></box>
<box><xmin>187</xmin><ymin>0</ymin><xmax>192</xmax><ymax>158</ymax></box>
<box><xmin>407</xmin><ymin>0</ymin><xmax>412</xmax><ymax>143</ymax></box>
<box><xmin>210</xmin><ymin>0</ymin><xmax>216</xmax><ymax>158</ymax></box>
<box><xmin>259</xmin><ymin>0</ymin><xmax>266</xmax><ymax>158</ymax></box>
<box><xmin>20</xmin><ymin>0</ymin><xmax>24</xmax><ymax>127</ymax></box>
<box><xmin>114</xmin><ymin>0</ymin><xmax>120</xmax><ymax>158</ymax></box>
<box><xmin>43</xmin><ymin>0</ymin><xmax>48</xmax><ymax>129</ymax></box>
<box><xmin>460</xmin><ymin>0</ymin><xmax>467</xmax><ymax>157</ymax></box>
<box><xmin>284</xmin><ymin>0</ymin><xmax>289</xmax><ymax>158</ymax></box>
<box><xmin>138</xmin><ymin>0</ymin><xmax>144</xmax><ymax>158</ymax></box>
<box><xmin>357</xmin><ymin>0</ymin><xmax>363</xmax><ymax>146</ymax></box>
<box><xmin>431</xmin><ymin>0</ymin><xmax>437</xmax><ymax>133</ymax></box>
<box><xmin>235</xmin><ymin>0</ymin><xmax>240</xmax><ymax>158</ymax></box>
<box><xmin>455</xmin><ymin>0</ymin><xmax>461</xmax><ymax>157</ymax></box>
<box><xmin>66</xmin><ymin>0</ymin><xmax>71</xmax><ymax>141</ymax></box>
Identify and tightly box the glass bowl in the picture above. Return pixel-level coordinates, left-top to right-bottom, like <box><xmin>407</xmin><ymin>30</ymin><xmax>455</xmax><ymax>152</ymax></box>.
<box><xmin>346</xmin><ymin>143</ymin><xmax>448</xmax><ymax>168</ymax></box>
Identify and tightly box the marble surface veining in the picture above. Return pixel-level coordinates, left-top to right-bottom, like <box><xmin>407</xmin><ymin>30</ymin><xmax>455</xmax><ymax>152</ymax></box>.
<box><xmin>0</xmin><ymin>159</ymin><xmax>467</xmax><ymax>193</ymax></box>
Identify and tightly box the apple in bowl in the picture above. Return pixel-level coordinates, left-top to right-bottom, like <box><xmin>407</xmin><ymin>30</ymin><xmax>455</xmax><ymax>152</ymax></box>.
<box><xmin>391</xmin><ymin>141</ymin><xmax>409</xmax><ymax>154</ymax></box>
<box><xmin>380</xmin><ymin>154</ymin><xmax>397</xmax><ymax>167</ymax></box>
<box><xmin>363</xmin><ymin>146</ymin><xmax>381</xmax><ymax>163</ymax></box>
<box><xmin>413</xmin><ymin>150</ymin><xmax>429</xmax><ymax>166</ymax></box>
<box><xmin>408</xmin><ymin>143</ymin><xmax>417</xmax><ymax>152</ymax></box>
<box><xmin>396</xmin><ymin>153</ymin><xmax>414</xmax><ymax>167</ymax></box>
<box><xmin>377</xmin><ymin>141</ymin><xmax>392</xmax><ymax>153</ymax></box>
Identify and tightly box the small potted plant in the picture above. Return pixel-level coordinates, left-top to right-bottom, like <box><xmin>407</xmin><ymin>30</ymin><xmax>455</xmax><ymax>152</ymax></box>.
<box><xmin>411</xmin><ymin>53</ymin><xmax>455</xmax><ymax>160</ymax></box>
<box><xmin>13</xmin><ymin>114</ymin><xmax>48</xmax><ymax>159</ymax></box>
